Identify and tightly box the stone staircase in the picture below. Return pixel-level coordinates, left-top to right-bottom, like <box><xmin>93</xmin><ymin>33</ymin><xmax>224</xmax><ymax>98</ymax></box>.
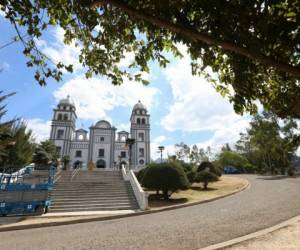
<box><xmin>49</xmin><ymin>170</ymin><xmax>139</xmax><ymax>213</ymax></box>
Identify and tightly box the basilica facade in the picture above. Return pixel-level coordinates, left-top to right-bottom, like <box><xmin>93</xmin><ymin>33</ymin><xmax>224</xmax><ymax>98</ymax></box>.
<box><xmin>49</xmin><ymin>97</ymin><xmax>150</xmax><ymax>169</ymax></box>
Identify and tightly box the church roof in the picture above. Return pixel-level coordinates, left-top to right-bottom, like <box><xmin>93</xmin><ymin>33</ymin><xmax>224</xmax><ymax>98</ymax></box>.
<box><xmin>133</xmin><ymin>100</ymin><xmax>147</xmax><ymax>111</ymax></box>
<box><xmin>58</xmin><ymin>95</ymin><xmax>75</xmax><ymax>107</ymax></box>
<box><xmin>94</xmin><ymin>120</ymin><xmax>112</xmax><ymax>129</ymax></box>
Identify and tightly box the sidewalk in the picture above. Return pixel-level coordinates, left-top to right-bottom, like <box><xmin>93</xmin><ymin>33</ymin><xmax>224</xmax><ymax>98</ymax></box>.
<box><xmin>0</xmin><ymin>210</ymin><xmax>135</xmax><ymax>230</ymax></box>
<box><xmin>226</xmin><ymin>220</ymin><xmax>300</xmax><ymax>250</ymax></box>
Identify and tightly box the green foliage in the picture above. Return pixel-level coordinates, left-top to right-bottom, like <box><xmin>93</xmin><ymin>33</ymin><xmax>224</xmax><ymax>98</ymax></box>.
<box><xmin>236</xmin><ymin>112</ymin><xmax>300</xmax><ymax>174</ymax></box>
<box><xmin>197</xmin><ymin>161</ymin><xmax>222</xmax><ymax>177</ymax></box>
<box><xmin>0</xmin><ymin>91</ymin><xmax>16</xmax><ymax>164</ymax></box>
<box><xmin>2</xmin><ymin>2</ymin><xmax>300</xmax><ymax>117</ymax></box>
<box><xmin>175</xmin><ymin>143</ymin><xmax>212</xmax><ymax>164</ymax></box>
<box><xmin>33</xmin><ymin>140</ymin><xmax>58</xmax><ymax>169</ymax></box>
<box><xmin>218</xmin><ymin>151</ymin><xmax>250</xmax><ymax>173</ymax></box>
<box><xmin>62</xmin><ymin>155</ymin><xmax>70</xmax><ymax>170</ymax></box>
<box><xmin>136</xmin><ymin>166</ymin><xmax>148</xmax><ymax>183</ymax></box>
<box><xmin>0</xmin><ymin>121</ymin><xmax>35</xmax><ymax>173</ymax></box>
<box><xmin>194</xmin><ymin>171</ymin><xmax>219</xmax><ymax>190</ymax></box>
<box><xmin>186</xmin><ymin>170</ymin><xmax>196</xmax><ymax>184</ymax></box>
<box><xmin>142</xmin><ymin>162</ymin><xmax>190</xmax><ymax>200</ymax></box>
<box><xmin>287</xmin><ymin>167</ymin><xmax>295</xmax><ymax>176</ymax></box>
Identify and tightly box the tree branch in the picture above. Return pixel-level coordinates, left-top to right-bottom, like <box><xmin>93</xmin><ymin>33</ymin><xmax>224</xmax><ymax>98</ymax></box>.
<box><xmin>92</xmin><ymin>0</ymin><xmax>300</xmax><ymax>79</ymax></box>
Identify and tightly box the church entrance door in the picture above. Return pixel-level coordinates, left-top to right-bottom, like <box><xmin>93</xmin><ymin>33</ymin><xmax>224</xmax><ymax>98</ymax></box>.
<box><xmin>96</xmin><ymin>159</ymin><xmax>106</xmax><ymax>168</ymax></box>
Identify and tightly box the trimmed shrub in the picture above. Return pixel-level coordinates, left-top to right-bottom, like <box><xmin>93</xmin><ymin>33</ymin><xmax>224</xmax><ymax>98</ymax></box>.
<box><xmin>142</xmin><ymin>162</ymin><xmax>190</xmax><ymax>200</ymax></box>
<box><xmin>197</xmin><ymin>161</ymin><xmax>222</xmax><ymax>177</ymax></box>
<box><xmin>194</xmin><ymin>170</ymin><xmax>219</xmax><ymax>190</ymax></box>
<box><xmin>287</xmin><ymin>167</ymin><xmax>295</xmax><ymax>176</ymax></box>
<box><xmin>136</xmin><ymin>167</ymin><xmax>148</xmax><ymax>183</ymax></box>
<box><xmin>197</xmin><ymin>161</ymin><xmax>212</xmax><ymax>172</ymax></box>
<box><xmin>185</xmin><ymin>170</ymin><xmax>196</xmax><ymax>183</ymax></box>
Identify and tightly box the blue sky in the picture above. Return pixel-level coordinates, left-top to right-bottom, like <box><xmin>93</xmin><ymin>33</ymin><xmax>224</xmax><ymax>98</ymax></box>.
<box><xmin>0</xmin><ymin>13</ymin><xmax>251</xmax><ymax>160</ymax></box>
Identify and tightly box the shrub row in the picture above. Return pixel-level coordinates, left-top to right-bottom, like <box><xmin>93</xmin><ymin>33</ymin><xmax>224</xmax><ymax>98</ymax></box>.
<box><xmin>137</xmin><ymin>161</ymin><xmax>222</xmax><ymax>200</ymax></box>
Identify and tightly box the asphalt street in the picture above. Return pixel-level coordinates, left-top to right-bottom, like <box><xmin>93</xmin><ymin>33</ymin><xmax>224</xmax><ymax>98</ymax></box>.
<box><xmin>0</xmin><ymin>175</ymin><xmax>299</xmax><ymax>250</ymax></box>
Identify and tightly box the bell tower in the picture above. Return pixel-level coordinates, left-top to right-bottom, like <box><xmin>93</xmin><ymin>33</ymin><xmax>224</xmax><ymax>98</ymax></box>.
<box><xmin>49</xmin><ymin>96</ymin><xmax>77</xmax><ymax>158</ymax></box>
<box><xmin>130</xmin><ymin>100</ymin><xmax>150</xmax><ymax>168</ymax></box>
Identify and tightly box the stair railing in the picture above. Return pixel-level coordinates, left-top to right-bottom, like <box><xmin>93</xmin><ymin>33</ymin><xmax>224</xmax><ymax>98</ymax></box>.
<box><xmin>53</xmin><ymin>168</ymin><xmax>62</xmax><ymax>184</ymax></box>
<box><xmin>70</xmin><ymin>167</ymin><xmax>80</xmax><ymax>181</ymax></box>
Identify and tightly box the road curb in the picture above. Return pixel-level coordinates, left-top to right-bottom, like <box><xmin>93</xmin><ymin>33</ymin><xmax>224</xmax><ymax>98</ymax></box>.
<box><xmin>199</xmin><ymin>214</ymin><xmax>300</xmax><ymax>250</ymax></box>
<box><xmin>0</xmin><ymin>177</ymin><xmax>249</xmax><ymax>232</ymax></box>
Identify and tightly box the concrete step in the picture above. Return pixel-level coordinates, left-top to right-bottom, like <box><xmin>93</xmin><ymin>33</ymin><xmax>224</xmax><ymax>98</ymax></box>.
<box><xmin>51</xmin><ymin>200</ymin><xmax>135</xmax><ymax>206</ymax></box>
<box><xmin>49</xmin><ymin>206</ymin><xmax>138</xmax><ymax>212</ymax></box>
<box><xmin>51</xmin><ymin>197</ymin><xmax>134</xmax><ymax>203</ymax></box>
<box><xmin>50</xmin><ymin>192</ymin><xmax>135</xmax><ymax>198</ymax></box>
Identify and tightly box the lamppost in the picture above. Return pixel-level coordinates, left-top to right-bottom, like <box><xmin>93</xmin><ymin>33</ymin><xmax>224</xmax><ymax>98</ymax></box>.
<box><xmin>158</xmin><ymin>146</ymin><xmax>165</xmax><ymax>163</ymax></box>
<box><xmin>126</xmin><ymin>138</ymin><xmax>135</xmax><ymax>170</ymax></box>
<box><xmin>118</xmin><ymin>155</ymin><xmax>122</xmax><ymax>170</ymax></box>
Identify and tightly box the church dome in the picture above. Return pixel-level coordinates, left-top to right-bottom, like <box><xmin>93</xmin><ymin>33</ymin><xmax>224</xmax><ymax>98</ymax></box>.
<box><xmin>95</xmin><ymin>120</ymin><xmax>111</xmax><ymax>129</ymax></box>
<box><xmin>58</xmin><ymin>95</ymin><xmax>75</xmax><ymax>108</ymax></box>
<box><xmin>133</xmin><ymin>100</ymin><xmax>147</xmax><ymax>111</ymax></box>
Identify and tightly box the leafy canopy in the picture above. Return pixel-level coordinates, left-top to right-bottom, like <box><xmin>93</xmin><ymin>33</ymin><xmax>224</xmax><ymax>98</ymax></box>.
<box><xmin>1</xmin><ymin>1</ymin><xmax>300</xmax><ymax>117</ymax></box>
<box><xmin>235</xmin><ymin>112</ymin><xmax>300</xmax><ymax>174</ymax></box>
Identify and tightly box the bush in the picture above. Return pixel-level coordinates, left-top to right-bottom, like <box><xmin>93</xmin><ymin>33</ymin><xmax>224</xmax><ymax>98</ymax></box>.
<box><xmin>142</xmin><ymin>162</ymin><xmax>190</xmax><ymax>200</ymax></box>
<box><xmin>180</xmin><ymin>162</ymin><xmax>194</xmax><ymax>172</ymax></box>
<box><xmin>287</xmin><ymin>167</ymin><xmax>295</xmax><ymax>176</ymax></box>
<box><xmin>244</xmin><ymin>163</ymin><xmax>256</xmax><ymax>173</ymax></box>
<box><xmin>194</xmin><ymin>170</ymin><xmax>219</xmax><ymax>190</ymax></box>
<box><xmin>186</xmin><ymin>170</ymin><xmax>196</xmax><ymax>183</ymax></box>
<box><xmin>136</xmin><ymin>167</ymin><xmax>148</xmax><ymax>183</ymax></box>
<box><xmin>197</xmin><ymin>161</ymin><xmax>222</xmax><ymax>177</ymax></box>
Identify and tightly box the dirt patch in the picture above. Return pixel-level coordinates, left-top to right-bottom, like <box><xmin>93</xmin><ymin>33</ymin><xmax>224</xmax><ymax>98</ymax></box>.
<box><xmin>148</xmin><ymin>176</ymin><xmax>248</xmax><ymax>208</ymax></box>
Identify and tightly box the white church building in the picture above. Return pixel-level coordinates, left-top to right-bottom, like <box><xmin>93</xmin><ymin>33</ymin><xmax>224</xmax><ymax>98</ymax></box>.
<box><xmin>49</xmin><ymin>97</ymin><xmax>150</xmax><ymax>169</ymax></box>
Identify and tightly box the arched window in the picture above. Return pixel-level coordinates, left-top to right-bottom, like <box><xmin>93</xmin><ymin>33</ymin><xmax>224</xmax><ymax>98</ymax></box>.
<box><xmin>137</xmin><ymin>118</ymin><xmax>141</xmax><ymax>124</ymax></box>
<box><xmin>63</xmin><ymin>114</ymin><xmax>68</xmax><ymax>120</ymax></box>
<box><xmin>57</xmin><ymin>113</ymin><xmax>62</xmax><ymax>120</ymax></box>
<box><xmin>142</xmin><ymin>118</ymin><xmax>146</xmax><ymax>124</ymax></box>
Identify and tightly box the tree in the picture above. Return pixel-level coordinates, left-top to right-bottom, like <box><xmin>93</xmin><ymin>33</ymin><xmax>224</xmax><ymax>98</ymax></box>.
<box><xmin>236</xmin><ymin>112</ymin><xmax>300</xmax><ymax>174</ymax></box>
<box><xmin>2</xmin><ymin>1</ymin><xmax>300</xmax><ymax>117</ymax></box>
<box><xmin>0</xmin><ymin>121</ymin><xmax>35</xmax><ymax>173</ymax></box>
<box><xmin>0</xmin><ymin>91</ymin><xmax>16</xmax><ymax>165</ymax></box>
<box><xmin>197</xmin><ymin>161</ymin><xmax>222</xmax><ymax>177</ymax></box>
<box><xmin>33</xmin><ymin>140</ymin><xmax>58</xmax><ymax>169</ymax></box>
<box><xmin>62</xmin><ymin>155</ymin><xmax>70</xmax><ymax>170</ymax></box>
<box><xmin>218</xmin><ymin>151</ymin><xmax>250</xmax><ymax>173</ymax></box>
<box><xmin>142</xmin><ymin>162</ymin><xmax>190</xmax><ymax>200</ymax></box>
<box><xmin>194</xmin><ymin>170</ymin><xmax>219</xmax><ymax>190</ymax></box>
<box><xmin>174</xmin><ymin>143</ymin><xmax>212</xmax><ymax>164</ymax></box>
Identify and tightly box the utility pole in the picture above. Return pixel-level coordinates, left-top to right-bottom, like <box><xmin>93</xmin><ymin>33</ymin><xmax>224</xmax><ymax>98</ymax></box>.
<box><xmin>158</xmin><ymin>146</ymin><xmax>165</xmax><ymax>163</ymax></box>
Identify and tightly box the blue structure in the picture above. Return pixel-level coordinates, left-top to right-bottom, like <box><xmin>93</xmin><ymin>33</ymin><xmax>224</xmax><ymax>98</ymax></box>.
<box><xmin>0</xmin><ymin>167</ymin><xmax>55</xmax><ymax>216</ymax></box>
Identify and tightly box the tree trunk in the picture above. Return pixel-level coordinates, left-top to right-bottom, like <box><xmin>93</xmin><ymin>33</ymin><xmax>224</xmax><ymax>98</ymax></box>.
<box><xmin>92</xmin><ymin>0</ymin><xmax>300</xmax><ymax>79</ymax></box>
<box><xmin>163</xmin><ymin>189</ymin><xmax>169</xmax><ymax>200</ymax></box>
<box><xmin>203</xmin><ymin>181</ymin><xmax>208</xmax><ymax>190</ymax></box>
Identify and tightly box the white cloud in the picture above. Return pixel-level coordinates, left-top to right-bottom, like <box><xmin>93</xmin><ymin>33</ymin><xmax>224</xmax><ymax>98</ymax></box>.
<box><xmin>150</xmin><ymin>135</ymin><xmax>175</xmax><ymax>160</ymax></box>
<box><xmin>161</xmin><ymin>46</ymin><xmax>250</xmax><ymax>150</ymax></box>
<box><xmin>0</xmin><ymin>62</ymin><xmax>10</xmax><ymax>71</ymax></box>
<box><xmin>27</xmin><ymin>119</ymin><xmax>51</xmax><ymax>142</ymax></box>
<box><xmin>54</xmin><ymin>75</ymin><xmax>159</xmax><ymax>121</ymax></box>
<box><xmin>116</xmin><ymin>122</ymin><xmax>131</xmax><ymax>132</ymax></box>
<box><xmin>0</xmin><ymin>10</ymin><xmax>5</xmax><ymax>17</ymax></box>
<box><xmin>38</xmin><ymin>27</ymin><xmax>82</xmax><ymax>72</ymax></box>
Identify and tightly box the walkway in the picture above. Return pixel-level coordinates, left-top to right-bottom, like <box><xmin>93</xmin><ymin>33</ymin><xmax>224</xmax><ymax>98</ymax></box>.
<box><xmin>0</xmin><ymin>175</ymin><xmax>299</xmax><ymax>250</ymax></box>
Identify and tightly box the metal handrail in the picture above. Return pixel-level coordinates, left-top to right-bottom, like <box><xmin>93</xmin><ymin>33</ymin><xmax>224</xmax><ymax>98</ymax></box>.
<box><xmin>53</xmin><ymin>168</ymin><xmax>62</xmax><ymax>184</ymax></box>
<box><xmin>70</xmin><ymin>167</ymin><xmax>81</xmax><ymax>181</ymax></box>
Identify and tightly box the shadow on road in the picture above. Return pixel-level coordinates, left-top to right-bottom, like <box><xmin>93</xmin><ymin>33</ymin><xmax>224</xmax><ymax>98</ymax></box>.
<box><xmin>256</xmin><ymin>175</ymin><xmax>300</xmax><ymax>181</ymax></box>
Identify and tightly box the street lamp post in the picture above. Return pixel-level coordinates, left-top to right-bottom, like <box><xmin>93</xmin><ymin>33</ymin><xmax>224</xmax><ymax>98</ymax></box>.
<box><xmin>158</xmin><ymin>146</ymin><xmax>165</xmax><ymax>163</ymax></box>
<box><xmin>118</xmin><ymin>155</ymin><xmax>122</xmax><ymax>170</ymax></box>
<box><xmin>126</xmin><ymin>138</ymin><xmax>135</xmax><ymax>170</ymax></box>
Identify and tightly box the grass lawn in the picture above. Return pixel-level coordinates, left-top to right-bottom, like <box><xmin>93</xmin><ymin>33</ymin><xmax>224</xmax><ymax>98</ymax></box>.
<box><xmin>147</xmin><ymin>176</ymin><xmax>248</xmax><ymax>209</ymax></box>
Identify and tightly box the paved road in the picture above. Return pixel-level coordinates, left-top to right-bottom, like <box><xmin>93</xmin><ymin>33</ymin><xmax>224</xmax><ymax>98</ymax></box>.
<box><xmin>0</xmin><ymin>175</ymin><xmax>299</xmax><ymax>250</ymax></box>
